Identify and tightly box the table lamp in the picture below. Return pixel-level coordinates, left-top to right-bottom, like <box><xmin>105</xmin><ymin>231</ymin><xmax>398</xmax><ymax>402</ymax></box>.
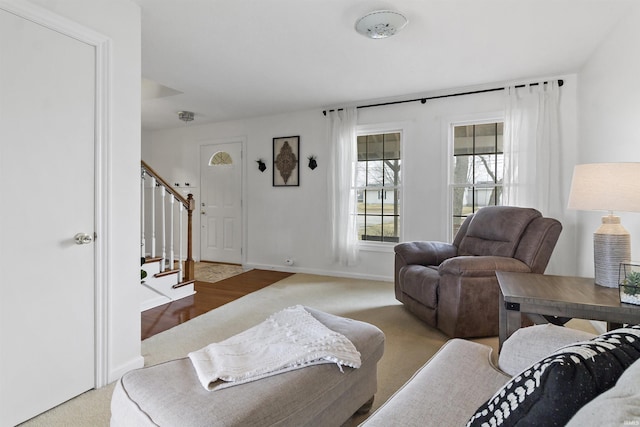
<box><xmin>567</xmin><ymin>163</ymin><xmax>640</xmax><ymax>287</ymax></box>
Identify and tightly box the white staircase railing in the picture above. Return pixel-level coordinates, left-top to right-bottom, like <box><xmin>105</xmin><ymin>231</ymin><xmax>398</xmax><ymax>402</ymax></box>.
<box><xmin>141</xmin><ymin>161</ymin><xmax>195</xmax><ymax>281</ymax></box>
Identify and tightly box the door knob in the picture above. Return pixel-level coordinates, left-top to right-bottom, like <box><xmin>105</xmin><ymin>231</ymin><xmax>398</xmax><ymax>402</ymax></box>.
<box><xmin>74</xmin><ymin>233</ymin><xmax>93</xmax><ymax>245</ymax></box>
<box><xmin>201</xmin><ymin>211</ymin><xmax>206</xmax><ymax>215</ymax></box>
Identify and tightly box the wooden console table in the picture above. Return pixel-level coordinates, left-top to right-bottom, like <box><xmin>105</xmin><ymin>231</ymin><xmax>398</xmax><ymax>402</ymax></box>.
<box><xmin>496</xmin><ymin>271</ymin><xmax>640</xmax><ymax>351</ymax></box>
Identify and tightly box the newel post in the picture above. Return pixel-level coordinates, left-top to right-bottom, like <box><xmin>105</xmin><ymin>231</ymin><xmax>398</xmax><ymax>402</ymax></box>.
<box><xmin>185</xmin><ymin>193</ymin><xmax>195</xmax><ymax>281</ymax></box>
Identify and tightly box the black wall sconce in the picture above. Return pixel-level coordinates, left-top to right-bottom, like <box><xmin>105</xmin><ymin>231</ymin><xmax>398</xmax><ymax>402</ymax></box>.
<box><xmin>308</xmin><ymin>155</ymin><xmax>318</xmax><ymax>170</ymax></box>
<box><xmin>256</xmin><ymin>159</ymin><xmax>267</xmax><ymax>172</ymax></box>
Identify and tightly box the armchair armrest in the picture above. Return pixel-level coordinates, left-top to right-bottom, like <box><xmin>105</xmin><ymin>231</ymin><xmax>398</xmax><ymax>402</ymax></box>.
<box><xmin>394</xmin><ymin>241</ymin><xmax>458</xmax><ymax>267</ymax></box>
<box><xmin>439</xmin><ymin>256</ymin><xmax>531</xmax><ymax>277</ymax></box>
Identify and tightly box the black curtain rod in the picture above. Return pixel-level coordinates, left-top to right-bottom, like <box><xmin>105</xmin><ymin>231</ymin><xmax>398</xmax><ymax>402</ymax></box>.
<box><xmin>322</xmin><ymin>79</ymin><xmax>563</xmax><ymax>116</ymax></box>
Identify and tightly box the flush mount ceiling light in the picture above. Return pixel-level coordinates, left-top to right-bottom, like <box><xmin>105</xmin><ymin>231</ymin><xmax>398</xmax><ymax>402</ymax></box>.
<box><xmin>355</xmin><ymin>10</ymin><xmax>408</xmax><ymax>39</ymax></box>
<box><xmin>178</xmin><ymin>111</ymin><xmax>194</xmax><ymax>123</ymax></box>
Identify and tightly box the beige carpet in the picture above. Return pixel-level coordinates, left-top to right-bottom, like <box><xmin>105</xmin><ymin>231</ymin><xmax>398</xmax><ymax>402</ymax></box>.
<box><xmin>20</xmin><ymin>273</ymin><xmax>596</xmax><ymax>426</ymax></box>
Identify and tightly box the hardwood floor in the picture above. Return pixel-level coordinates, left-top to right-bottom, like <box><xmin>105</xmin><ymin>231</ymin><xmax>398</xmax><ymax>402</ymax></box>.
<box><xmin>141</xmin><ymin>269</ymin><xmax>293</xmax><ymax>340</ymax></box>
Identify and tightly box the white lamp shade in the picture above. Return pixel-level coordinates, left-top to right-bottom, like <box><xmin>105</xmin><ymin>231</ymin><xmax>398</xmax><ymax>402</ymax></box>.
<box><xmin>567</xmin><ymin>163</ymin><xmax>640</xmax><ymax>213</ymax></box>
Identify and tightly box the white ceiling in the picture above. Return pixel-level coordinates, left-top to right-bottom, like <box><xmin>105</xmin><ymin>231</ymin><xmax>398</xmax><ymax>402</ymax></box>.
<box><xmin>133</xmin><ymin>0</ymin><xmax>636</xmax><ymax>131</ymax></box>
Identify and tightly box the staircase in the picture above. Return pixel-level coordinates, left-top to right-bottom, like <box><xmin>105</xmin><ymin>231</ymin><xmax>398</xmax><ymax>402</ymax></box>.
<box><xmin>140</xmin><ymin>257</ymin><xmax>196</xmax><ymax>311</ymax></box>
<box><xmin>140</xmin><ymin>161</ymin><xmax>196</xmax><ymax>311</ymax></box>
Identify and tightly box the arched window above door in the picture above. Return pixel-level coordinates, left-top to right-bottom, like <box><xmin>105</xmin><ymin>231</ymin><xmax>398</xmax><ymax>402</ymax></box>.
<box><xmin>210</xmin><ymin>151</ymin><xmax>233</xmax><ymax>166</ymax></box>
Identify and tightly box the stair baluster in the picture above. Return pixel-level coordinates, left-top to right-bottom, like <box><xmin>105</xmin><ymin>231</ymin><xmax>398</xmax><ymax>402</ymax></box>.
<box><xmin>178</xmin><ymin>201</ymin><xmax>184</xmax><ymax>282</ymax></box>
<box><xmin>168</xmin><ymin>195</ymin><xmax>175</xmax><ymax>274</ymax></box>
<box><xmin>150</xmin><ymin>176</ymin><xmax>157</xmax><ymax>258</ymax></box>
<box><xmin>160</xmin><ymin>186</ymin><xmax>166</xmax><ymax>271</ymax></box>
<box><xmin>141</xmin><ymin>169</ymin><xmax>146</xmax><ymax>258</ymax></box>
<box><xmin>186</xmin><ymin>194</ymin><xmax>195</xmax><ymax>280</ymax></box>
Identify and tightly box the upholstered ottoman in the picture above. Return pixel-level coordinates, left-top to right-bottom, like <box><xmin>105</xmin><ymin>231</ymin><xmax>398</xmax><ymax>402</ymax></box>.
<box><xmin>111</xmin><ymin>307</ymin><xmax>385</xmax><ymax>426</ymax></box>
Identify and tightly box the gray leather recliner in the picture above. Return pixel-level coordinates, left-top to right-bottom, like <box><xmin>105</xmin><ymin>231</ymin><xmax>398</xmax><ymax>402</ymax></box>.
<box><xmin>394</xmin><ymin>206</ymin><xmax>562</xmax><ymax>338</ymax></box>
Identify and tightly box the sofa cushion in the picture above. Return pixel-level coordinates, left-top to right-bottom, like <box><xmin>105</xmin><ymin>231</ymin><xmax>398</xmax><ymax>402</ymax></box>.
<box><xmin>498</xmin><ymin>324</ymin><xmax>596</xmax><ymax>376</ymax></box>
<box><xmin>566</xmin><ymin>358</ymin><xmax>640</xmax><ymax>426</ymax></box>
<box><xmin>467</xmin><ymin>325</ymin><xmax>640</xmax><ymax>427</ymax></box>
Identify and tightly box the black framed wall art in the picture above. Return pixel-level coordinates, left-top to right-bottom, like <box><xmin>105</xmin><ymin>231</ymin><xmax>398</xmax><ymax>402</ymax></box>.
<box><xmin>273</xmin><ymin>136</ymin><xmax>299</xmax><ymax>186</ymax></box>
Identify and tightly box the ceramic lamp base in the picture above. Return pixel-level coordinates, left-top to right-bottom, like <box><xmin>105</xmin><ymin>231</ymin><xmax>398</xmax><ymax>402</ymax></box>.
<box><xmin>594</xmin><ymin>215</ymin><xmax>630</xmax><ymax>288</ymax></box>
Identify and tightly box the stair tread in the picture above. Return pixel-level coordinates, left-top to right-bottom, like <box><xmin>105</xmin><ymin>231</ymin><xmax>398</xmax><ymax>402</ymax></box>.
<box><xmin>173</xmin><ymin>279</ymin><xmax>196</xmax><ymax>289</ymax></box>
<box><xmin>154</xmin><ymin>268</ymin><xmax>180</xmax><ymax>278</ymax></box>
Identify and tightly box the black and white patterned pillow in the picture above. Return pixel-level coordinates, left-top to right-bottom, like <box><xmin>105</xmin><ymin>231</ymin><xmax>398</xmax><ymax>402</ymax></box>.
<box><xmin>467</xmin><ymin>325</ymin><xmax>640</xmax><ymax>427</ymax></box>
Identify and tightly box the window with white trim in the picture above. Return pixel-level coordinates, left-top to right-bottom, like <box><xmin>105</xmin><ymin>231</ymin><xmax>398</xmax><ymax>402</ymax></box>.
<box><xmin>356</xmin><ymin>131</ymin><xmax>401</xmax><ymax>243</ymax></box>
<box><xmin>450</xmin><ymin>122</ymin><xmax>503</xmax><ymax>239</ymax></box>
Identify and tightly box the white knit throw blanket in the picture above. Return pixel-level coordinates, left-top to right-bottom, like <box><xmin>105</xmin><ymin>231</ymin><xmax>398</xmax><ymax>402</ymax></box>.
<box><xmin>188</xmin><ymin>305</ymin><xmax>362</xmax><ymax>391</ymax></box>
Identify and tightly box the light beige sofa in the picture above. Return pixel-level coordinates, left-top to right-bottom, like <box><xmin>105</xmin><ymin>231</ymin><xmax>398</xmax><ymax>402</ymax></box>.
<box><xmin>361</xmin><ymin>324</ymin><xmax>640</xmax><ymax>426</ymax></box>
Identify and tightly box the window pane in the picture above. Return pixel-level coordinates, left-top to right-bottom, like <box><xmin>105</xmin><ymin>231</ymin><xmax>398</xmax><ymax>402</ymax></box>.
<box><xmin>454</xmin><ymin>125</ymin><xmax>473</xmax><ymax>138</ymax></box>
<box><xmin>355</xmin><ymin>163</ymin><xmax>367</xmax><ymax>187</ymax></box>
<box><xmin>357</xmin><ymin>136</ymin><xmax>367</xmax><ymax>161</ymax></box>
<box><xmin>474</xmin><ymin>155</ymin><xmax>498</xmax><ymax>183</ymax></box>
<box><xmin>475</xmin><ymin>123</ymin><xmax>496</xmax><ymax>137</ymax></box>
<box><xmin>366</xmin><ymin>161</ymin><xmax>384</xmax><ymax>186</ymax></box>
<box><xmin>475</xmin><ymin>138</ymin><xmax>495</xmax><ymax>154</ymax></box>
<box><xmin>495</xmin><ymin>153</ymin><xmax>504</xmax><ymax>182</ymax></box>
<box><xmin>210</xmin><ymin>151</ymin><xmax>232</xmax><ymax>165</ymax></box>
<box><xmin>384</xmin><ymin>133</ymin><xmax>401</xmax><ymax>159</ymax></box>
<box><xmin>496</xmin><ymin>123</ymin><xmax>503</xmax><ymax>152</ymax></box>
<box><xmin>381</xmin><ymin>215</ymin><xmax>400</xmax><ymax>241</ymax></box>
<box><xmin>454</xmin><ymin>125</ymin><xmax>474</xmax><ymax>156</ymax></box>
<box><xmin>452</xmin><ymin>186</ymin><xmax>473</xmax><ymax>216</ymax></box>
<box><xmin>474</xmin><ymin>187</ymin><xmax>502</xmax><ymax>209</ymax></box>
<box><xmin>475</xmin><ymin>123</ymin><xmax>496</xmax><ymax>154</ymax></box>
<box><xmin>357</xmin><ymin>214</ymin><xmax>365</xmax><ymax>238</ymax></box>
<box><xmin>367</xmin><ymin>134</ymin><xmax>384</xmax><ymax>160</ymax></box>
<box><xmin>383</xmin><ymin>189</ymin><xmax>400</xmax><ymax>215</ymax></box>
<box><xmin>452</xmin><ymin>155</ymin><xmax>472</xmax><ymax>184</ymax></box>
<box><xmin>363</xmin><ymin>215</ymin><xmax>382</xmax><ymax>240</ymax></box>
<box><xmin>365</xmin><ymin>190</ymin><xmax>382</xmax><ymax>215</ymax></box>
<box><xmin>382</xmin><ymin>189</ymin><xmax>400</xmax><ymax>219</ymax></box>
<box><xmin>383</xmin><ymin>159</ymin><xmax>401</xmax><ymax>186</ymax></box>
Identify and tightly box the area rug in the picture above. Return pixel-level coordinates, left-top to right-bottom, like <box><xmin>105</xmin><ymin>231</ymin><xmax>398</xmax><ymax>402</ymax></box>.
<box><xmin>20</xmin><ymin>273</ymin><xmax>596</xmax><ymax>426</ymax></box>
<box><xmin>193</xmin><ymin>261</ymin><xmax>244</xmax><ymax>283</ymax></box>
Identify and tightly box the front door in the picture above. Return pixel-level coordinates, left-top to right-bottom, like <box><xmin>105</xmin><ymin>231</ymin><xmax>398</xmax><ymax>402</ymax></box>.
<box><xmin>0</xmin><ymin>9</ymin><xmax>96</xmax><ymax>426</ymax></box>
<box><xmin>200</xmin><ymin>142</ymin><xmax>243</xmax><ymax>264</ymax></box>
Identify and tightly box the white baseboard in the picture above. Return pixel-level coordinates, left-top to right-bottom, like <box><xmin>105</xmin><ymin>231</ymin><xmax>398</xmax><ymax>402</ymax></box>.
<box><xmin>243</xmin><ymin>263</ymin><xmax>393</xmax><ymax>282</ymax></box>
<box><xmin>140</xmin><ymin>295</ymin><xmax>171</xmax><ymax>312</ymax></box>
<box><xmin>108</xmin><ymin>355</ymin><xmax>144</xmax><ymax>383</ymax></box>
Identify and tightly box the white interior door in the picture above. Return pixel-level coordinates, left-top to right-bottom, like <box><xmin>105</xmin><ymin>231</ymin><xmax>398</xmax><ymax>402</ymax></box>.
<box><xmin>200</xmin><ymin>142</ymin><xmax>243</xmax><ymax>264</ymax></box>
<box><xmin>0</xmin><ymin>9</ymin><xmax>96</xmax><ymax>426</ymax></box>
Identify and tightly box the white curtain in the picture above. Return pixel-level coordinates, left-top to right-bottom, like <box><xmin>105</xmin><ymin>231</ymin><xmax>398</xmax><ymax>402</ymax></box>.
<box><xmin>503</xmin><ymin>81</ymin><xmax>569</xmax><ymax>275</ymax></box>
<box><xmin>327</xmin><ymin>107</ymin><xmax>359</xmax><ymax>266</ymax></box>
<box><xmin>503</xmin><ymin>81</ymin><xmax>562</xmax><ymax>218</ymax></box>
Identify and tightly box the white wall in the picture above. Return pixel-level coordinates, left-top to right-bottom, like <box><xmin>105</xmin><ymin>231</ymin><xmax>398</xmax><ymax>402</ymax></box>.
<box><xmin>576</xmin><ymin>4</ymin><xmax>640</xmax><ymax>277</ymax></box>
<box><xmin>30</xmin><ymin>0</ymin><xmax>143</xmax><ymax>381</ymax></box>
<box><xmin>143</xmin><ymin>75</ymin><xmax>579</xmax><ymax>280</ymax></box>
